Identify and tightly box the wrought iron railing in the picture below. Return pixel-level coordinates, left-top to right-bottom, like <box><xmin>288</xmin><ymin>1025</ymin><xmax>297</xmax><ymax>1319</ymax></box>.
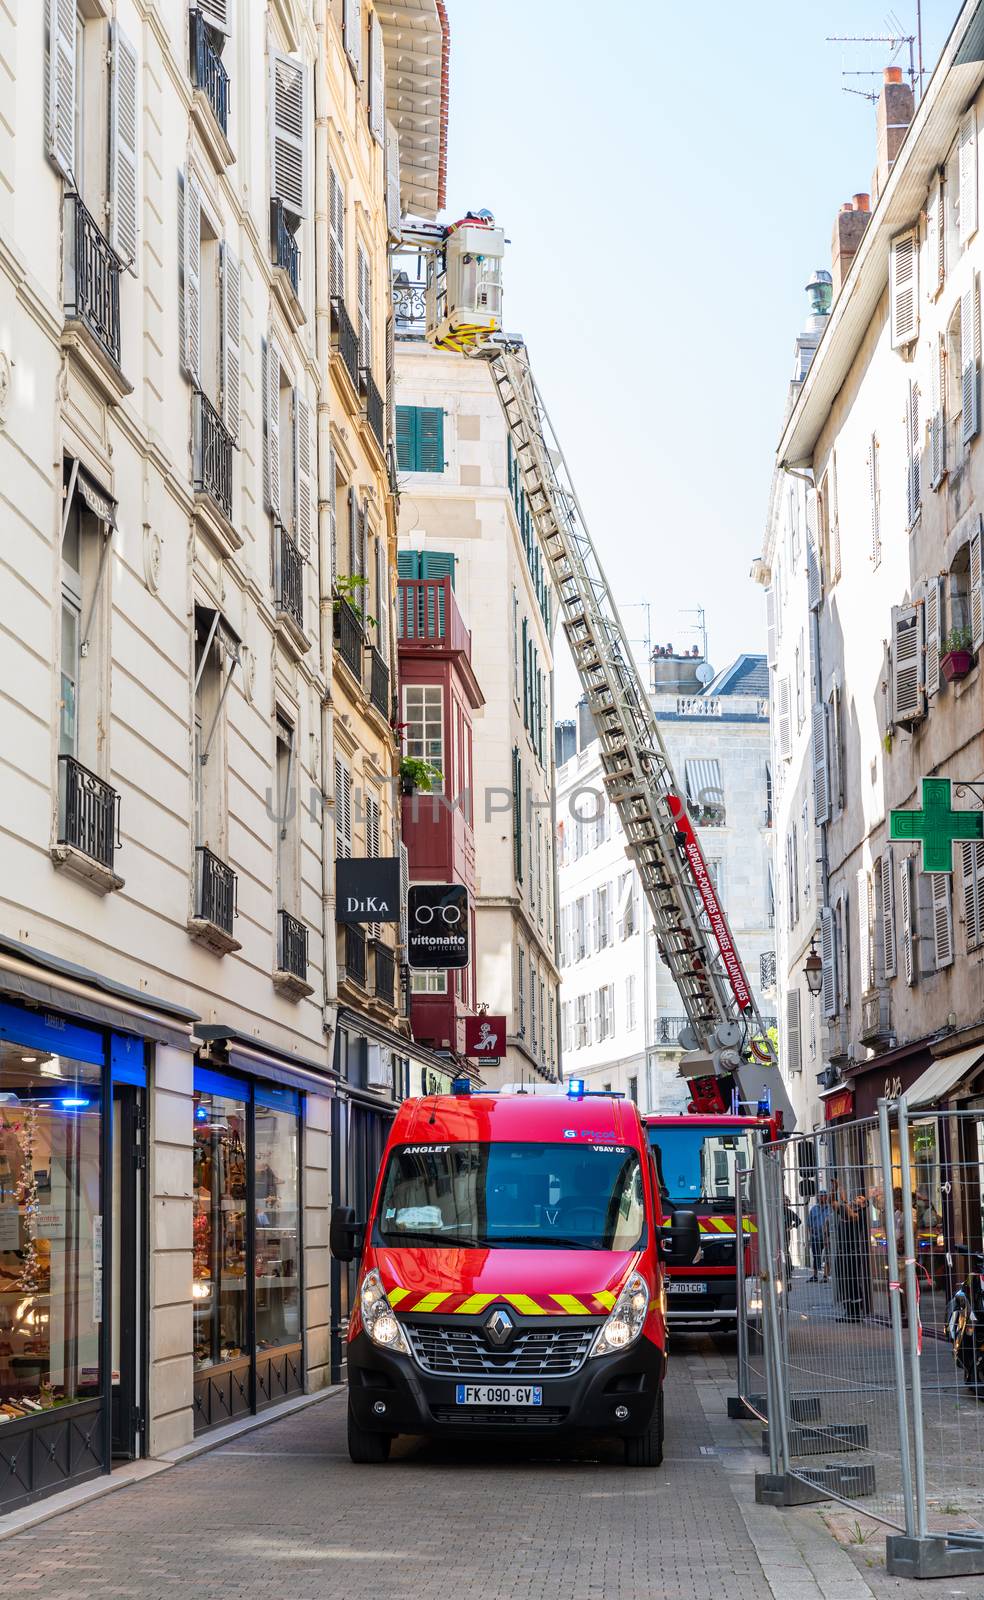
<box><xmin>278</xmin><ymin>910</ymin><xmax>308</xmax><ymax>980</ymax></box>
<box><xmin>392</xmin><ymin>271</ymin><xmax>427</xmax><ymax>340</ymax></box>
<box><xmin>331</xmin><ymin>297</ymin><xmax>360</xmax><ymax>391</ymax></box>
<box><xmin>271</xmin><ymin>199</ymin><xmax>299</xmax><ymax>298</ymax></box>
<box><xmin>57</xmin><ymin>755</ymin><xmax>119</xmax><ymax>870</ymax></box>
<box><xmin>344</xmin><ymin>925</ymin><xmax>367</xmax><ymax>988</ymax></box>
<box><xmin>193</xmin><ymin>389</ymin><xmax>234</xmax><ymax>521</ymax></box>
<box><xmin>190</xmin><ymin>7</ymin><xmax>229</xmax><ymax>135</ymax></box>
<box><xmin>657</xmin><ymin>1015</ymin><xmax>689</xmax><ymax>1044</ymax></box>
<box><xmin>373</xmin><ymin>940</ymin><xmax>396</xmax><ymax>1006</ymax></box>
<box><xmin>334</xmin><ymin>594</ymin><xmax>364</xmax><ymax>681</ymax></box>
<box><xmin>276</xmin><ymin>525</ymin><xmax>304</xmax><ymax>630</ymax></box>
<box><xmin>368</xmin><ymin>645</ymin><xmax>389</xmax><ymax>718</ymax></box>
<box><xmin>195</xmin><ymin>845</ymin><xmax>237</xmax><ymax>935</ymax></box>
<box><xmin>63</xmin><ymin>193</ymin><xmax>121</xmax><ymax>366</ymax></box>
<box><xmin>363</xmin><ymin>370</ymin><xmax>385</xmax><ymax>451</ymax></box>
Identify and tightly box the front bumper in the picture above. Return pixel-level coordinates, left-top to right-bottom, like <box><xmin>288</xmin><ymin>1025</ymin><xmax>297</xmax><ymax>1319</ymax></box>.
<box><xmin>348</xmin><ymin>1322</ymin><xmax>665</xmax><ymax>1439</ymax></box>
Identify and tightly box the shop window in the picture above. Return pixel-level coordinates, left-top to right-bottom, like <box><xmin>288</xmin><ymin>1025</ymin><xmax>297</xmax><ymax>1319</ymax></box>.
<box><xmin>192</xmin><ymin>1089</ymin><xmax>249</xmax><ymax>1368</ymax></box>
<box><xmin>0</xmin><ymin>1043</ymin><xmax>102</xmax><ymax>1418</ymax></box>
<box><xmin>254</xmin><ymin>1094</ymin><xmax>300</xmax><ymax>1356</ymax></box>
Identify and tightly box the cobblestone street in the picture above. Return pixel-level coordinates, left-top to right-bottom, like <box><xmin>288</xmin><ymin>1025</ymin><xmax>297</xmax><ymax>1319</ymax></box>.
<box><xmin>3</xmin><ymin>1338</ymin><xmax>963</xmax><ymax>1600</ymax></box>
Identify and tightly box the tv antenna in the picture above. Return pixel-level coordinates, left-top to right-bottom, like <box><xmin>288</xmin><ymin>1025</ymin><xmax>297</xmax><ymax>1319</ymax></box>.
<box><xmin>827</xmin><ymin>6</ymin><xmax>925</xmax><ymax>101</ymax></box>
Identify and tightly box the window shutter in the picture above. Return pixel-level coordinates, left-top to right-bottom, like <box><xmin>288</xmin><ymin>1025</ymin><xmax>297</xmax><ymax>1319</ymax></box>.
<box><xmin>420</xmin><ymin>551</ymin><xmax>455</xmax><ymax>586</ymax></box>
<box><xmin>820</xmin><ymin>905</ymin><xmax>838</xmax><ymax>1019</ymax></box>
<box><xmin>358</xmin><ymin>245</ymin><xmax>372</xmax><ymax>371</ymax></box>
<box><xmin>344</xmin><ymin>0</ymin><xmax>363</xmax><ymax>78</ymax></box>
<box><xmin>334</xmin><ymin>757</ymin><xmax>352</xmax><ymax>860</ymax></box>
<box><xmin>932</xmin><ymin>872</ymin><xmax>954</xmax><ymax>968</ymax></box>
<box><xmin>294</xmin><ymin>391</ymin><xmax>312</xmax><ymax>557</ymax></box>
<box><xmin>827</xmin><ymin>451</ymin><xmax>841</xmax><ymax>582</ymax></box>
<box><xmin>395</xmin><ymin>406</ymin><xmax>415</xmax><ymax>471</ymax></box>
<box><xmin>397</xmin><ymin>550</ymin><xmax>420</xmax><ymax>579</ymax></box>
<box><xmin>263</xmin><ymin>338</ymin><xmax>281</xmax><ymax>517</ymax></box>
<box><xmin>882</xmin><ymin>849</ymin><xmax>897</xmax><ymax>979</ymax></box>
<box><xmin>960</xmin><ymin>108</ymin><xmax>979</xmax><ymax>245</ymax></box>
<box><xmin>418</xmin><ymin>408</ymin><xmax>444</xmax><ymax>471</ymax></box>
<box><xmin>385</xmin><ymin>121</ymin><xmax>401</xmax><ymax>233</ymax></box>
<box><xmin>906</xmin><ymin>380</ymin><xmax>921</xmax><ymax>526</ymax></box>
<box><xmin>858</xmin><ymin>868</ymin><xmax>872</xmax><ymax>994</ymax></box>
<box><xmin>220</xmin><ymin>243</ymin><xmax>241</xmax><ymax>440</ymax></box>
<box><xmin>811</xmin><ymin>703</ymin><xmax>829</xmax><ymax>824</ymax></box>
<box><xmin>181</xmin><ymin>171</ymin><xmax>202</xmax><ymax>383</ymax></box>
<box><xmin>971</xmin><ymin>523</ymin><xmax>984</xmax><ymax>650</ymax></box>
<box><xmin>398</xmin><ymin>841</ymin><xmax>409</xmax><ymax>949</ymax></box>
<box><xmin>329</xmin><ymin>167</ymin><xmax>345</xmax><ymax>299</ymax></box>
<box><xmin>891</xmin><ymin>603</ymin><xmax>924</xmax><ymax>724</ymax></box>
<box><xmin>777</xmin><ymin>676</ymin><xmax>791</xmax><ymax>760</ymax></box>
<box><xmin>961</xmin><ymin>840</ymin><xmax>981</xmax><ymax>949</ymax></box>
<box><xmin>785</xmin><ymin>988</ymin><xmax>802</xmax><ymax>1074</ymax></box>
<box><xmin>328</xmin><ymin>441</ymin><xmax>338</xmax><ymax>587</ymax></box>
<box><xmin>930</xmin><ymin>335</ymin><xmax>945</xmax><ymax>488</ymax></box>
<box><xmin>868</xmin><ymin>434</ymin><xmax>881</xmax><ymax>565</ymax></box>
<box><xmin>765</xmin><ymin>586</ymin><xmax>776</xmax><ymax>666</ymax></box>
<box><xmin>962</xmin><ymin>278</ymin><xmax>980</xmax><ymax>443</ymax></box>
<box><xmin>806</xmin><ymin>489</ymin><xmax>821</xmax><ymax>609</ymax></box>
<box><xmin>270</xmin><ymin>53</ymin><xmax>307</xmax><ymax>219</ymax></box>
<box><xmin>198</xmin><ymin>0</ymin><xmax>230</xmax><ymax>30</ymax></box>
<box><xmin>348</xmin><ymin>486</ymin><xmax>359</xmax><ymax>575</ymax></box>
<box><xmin>360</xmin><ymin>498</ymin><xmax>369</xmax><ymax>585</ymax></box>
<box><xmin>375</xmin><ymin>535</ymin><xmax>389</xmax><ymax>661</ymax></box>
<box><xmin>900</xmin><ymin>856</ymin><xmax>915</xmax><ymax>985</ymax></box>
<box><xmin>45</xmin><ymin>0</ymin><xmax>76</xmax><ymax>180</ymax></box>
<box><xmin>927</xmin><ymin>170</ymin><xmax>946</xmax><ymax>294</ymax></box>
<box><xmin>924</xmin><ymin>575</ymin><xmax>943</xmax><ymax>697</ymax></box>
<box><xmin>108</xmin><ymin>23</ymin><xmax>139</xmax><ymax>272</ymax></box>
<box><xmin>369</xmin><ymin>10</ymin><xmax>385</xmax><ymax>143</ymax></box>
<box><xmin>890</xmin><ymin>228</ymin><xmax>919</xmax><ymax>346</ymax></box>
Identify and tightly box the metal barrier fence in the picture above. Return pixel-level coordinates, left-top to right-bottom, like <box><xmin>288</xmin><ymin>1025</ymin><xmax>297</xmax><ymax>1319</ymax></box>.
<box><xmin>737</xmin><ymin>1099</ymin><xmax>984</xmax><ymax>1580</ymax></box>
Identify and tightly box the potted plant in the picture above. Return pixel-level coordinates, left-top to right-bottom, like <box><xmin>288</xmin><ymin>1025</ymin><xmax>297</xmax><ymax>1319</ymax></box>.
<box><xmin>400</xmin><ymin>756</ymin><xmax>442</xmax><ymax>795</ymax></box>
<box><xmin>333</xmin><ymin>573</ymin><xmax>369</xmax><ymax>627</ymax></box>
<box><xmin>941</xmin><ymin>626</ymin><xmax>975</xmax><ymax>683</ymax></box>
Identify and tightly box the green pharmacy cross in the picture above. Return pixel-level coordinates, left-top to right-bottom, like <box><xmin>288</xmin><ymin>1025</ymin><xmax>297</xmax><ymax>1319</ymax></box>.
<box><xmin>890</xmin><ymin>777</ymin><xmax>984</xmax><ymax>873</ymax></box>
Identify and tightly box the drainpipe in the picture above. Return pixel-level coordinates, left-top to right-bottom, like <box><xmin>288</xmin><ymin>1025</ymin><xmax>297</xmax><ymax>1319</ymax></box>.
<box><xmin>315</xmin><ymin>4</ymin><xmax>339</xmax><ymax>1043</ymax></box>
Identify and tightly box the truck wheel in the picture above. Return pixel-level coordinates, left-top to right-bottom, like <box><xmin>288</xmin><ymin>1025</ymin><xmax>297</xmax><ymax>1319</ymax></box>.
<box><xmin>623</xmin><ymin>1389</ymin><xmax>664</xmax><ymax>1468</ymax></box>
<box><xmin>347</xmin><ymin>1401</ymin><xmax>392</xmax><ymax>1464</ymax></box>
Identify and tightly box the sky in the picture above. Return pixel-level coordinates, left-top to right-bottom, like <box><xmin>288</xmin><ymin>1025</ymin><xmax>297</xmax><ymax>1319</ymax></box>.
<box><xmin>442</xmin><ymin>0</ymin><xmax>956</xmax><ymax>718</ymax></box>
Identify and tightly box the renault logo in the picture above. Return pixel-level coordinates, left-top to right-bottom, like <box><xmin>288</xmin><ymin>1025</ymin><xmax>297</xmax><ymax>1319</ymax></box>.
<box><xmin>485</xmin><ymin>1307</ymin><xmax>514</xmax><ymax>1346</ymax></box>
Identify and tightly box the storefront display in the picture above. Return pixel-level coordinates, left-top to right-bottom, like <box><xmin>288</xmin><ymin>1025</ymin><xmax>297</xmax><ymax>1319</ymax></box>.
<box><xmin>254</xmin><ymin>1091</ymin><xmax>300</xmax><ymax>1354</ymax></box>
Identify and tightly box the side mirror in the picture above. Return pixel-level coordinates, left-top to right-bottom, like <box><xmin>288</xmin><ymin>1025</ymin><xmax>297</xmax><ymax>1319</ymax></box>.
<box><xmin>330</xmin><ymin>1204</ymin><xmax>365</xmax><ymax>1263</ymax></box>
<box><xmin>661</xmin><ymin>1210</ymin><xmax>700</xmax><ymax>1265</ymax></box>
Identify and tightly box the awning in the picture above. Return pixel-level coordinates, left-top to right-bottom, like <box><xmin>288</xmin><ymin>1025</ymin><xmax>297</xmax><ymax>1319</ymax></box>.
<box><xmin>197</xmin><ymin>1026</ymin><xmax>338</xmax><ymax>1099</ymax></box>
<box><xmin>906</xmin><ymin>1047</ymin><xmax>984</xmax><ymax>1108</ymax></box>
<box><xmin>68</xmin><ymin>459</ymin><xmax>117</xmax><ymax>527</ymax></box>
<box><xmin>376</xmin><ymin>1</ymin><xmax>448</xmax><ymax>219</ymax></box>
<box><xmin>0</xmin><ymin>932</ymin><xmax>197</xmax><ymax>1051</ymax></box>
<box><xmin>685</xmin><ymin>759</ymin><xmax>724</xmax><ymax>808</ymax></box>
<box><xmin>824</xmin><ymin>1088</ymin><xmax>855</xmax><ymax>1121</ymax></box>
<box><xmin>194</xmin><ymin>601</ymin><xmax>241</xmax><ymax>661</ymax></box>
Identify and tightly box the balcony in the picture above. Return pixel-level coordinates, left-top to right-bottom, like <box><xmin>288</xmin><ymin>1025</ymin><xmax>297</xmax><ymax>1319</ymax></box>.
<box><xmin>52</xmin><ymin>755</ymin><xmax>123</xmax><ymax>893</ymax></box>
<box><xmin>193</xmin><ymin>389</ymin><xmax>234</xmax><ymax>524</ymax></box>
<box><xmin>271</xmin><ymin>198</ymin><xmax>300</xmax><ymax>304</ymax></box>
<box><xmin>398</xmin><ymin>577</ymin><xmax>472</xmax><ymax>657</ymax></box>
<box><xmin>62</xmin><ymin>193</ymin><xmax>130</xmax><ymax>403</ymax></box>
<box><xmin>275</xmin><ymin>524</ymin><xmax>305</xmax><ymax>636</ymax></box>
<box><xmin>372</xmin><ymin>940</ymin><xmax>396</xmax><ymax>1007</ymax></box>
<box><xmin>362</xmin><ymin>369</ymin><xmax>385</xmax><ymax>454</ymax></box>
<box><xmin>367</xmin><ymin>644</ymin><xmax>390</xmax><ymax>719</ymax></box>
<box><xmin>333</xmin><ymin>594</ymin><xmax>364</xmax><ymax>684</ymax></box>
<box><xmin>343</xmin><ymin>925</ymin><xmax>367</xmax><ymax>989</ymax></box>
<box><xmin>392</xmin><ymin>269</ymin><xmax>427</xmax><ymax>341</ymax></box>
<box><xmin>330</xmin><ymin>297</ymin><xmax>360</xmax><ymax>393</ymax></box>
<box><xmin>274</xmin><ymin>909</ymin><xmax>313</xmax><ymax>999</ymax></box>
<box><xmin>657</xmin><ymin>1016</ymin><xmax>689</xmax><ymax>1045</ymax></box>
<box><xmin>190</xmin><ymin>7</ymin><xmax>229</xmax><ymax>139</ymax></box>
<box><xmin>190</xmin><ymin>845</ymin><xmax>241</xmax><ymax>955</ymax></box>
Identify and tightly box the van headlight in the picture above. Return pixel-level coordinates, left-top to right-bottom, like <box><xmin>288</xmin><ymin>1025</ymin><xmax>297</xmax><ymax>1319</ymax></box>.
<box><xmin>590</xmin><ymin>1271</ymin><xmax>650</xmax><ymax>1359</ymax></box>
<box><xmin>360</xmin><ymin>1268</ymin><xmax>410</xmax><ymax>1355</ymax></box>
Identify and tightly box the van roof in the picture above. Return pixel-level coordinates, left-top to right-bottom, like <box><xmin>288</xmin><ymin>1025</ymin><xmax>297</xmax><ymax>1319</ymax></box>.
<box><xmin>644</xmin><ymin>1114</ymin><xmax>767</xmax><ymax>1130</ymax></box>
<box><xmin>389</xmin><ymin>1094</ymin><xmax>644</xmax><ymax>1146</ymax></box>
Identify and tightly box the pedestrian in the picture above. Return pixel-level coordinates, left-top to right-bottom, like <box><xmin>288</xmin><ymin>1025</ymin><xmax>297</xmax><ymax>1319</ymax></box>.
<box><xmin>807</xmin><ymin>1191</ymin><xmax>832</xmax><ymax>1282</ymax></box>
<box><xmin>832</xmin><ymin>1182</ymin><xmax>872</xmax><ymax>1322</ymax></box>
<box><xmin>782</xmin><ymin>1200</ymin><xmax>801</xmax><ymax>1278</ymax></box>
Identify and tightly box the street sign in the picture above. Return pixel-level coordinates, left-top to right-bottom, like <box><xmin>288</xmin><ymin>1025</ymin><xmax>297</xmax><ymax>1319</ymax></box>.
<box><xmin>889</xmin><ymin>777</ymin><xmax>984</xmax><ymax>872</ymax></box>
<box><xmin>464</xmin><ymin>1014</ymin><xmax>506</xmax><ymax>1057</ymax></box>
<box><xmin>408</xmin><ymin>883</ymin><xmax>470</xmax><ymax>969</ymax></box>
<box><xmin>335</xmin><ymin>857</ymin><xmax>402</xmax><ymax>923</ymax></box>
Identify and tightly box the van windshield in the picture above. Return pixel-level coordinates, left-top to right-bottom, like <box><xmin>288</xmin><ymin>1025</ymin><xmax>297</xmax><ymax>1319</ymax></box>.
<box><xmin>377</xmin><ymin>1141</ymin><xmax>645</xmax><ymax>1250</ymax></box>
<box><xmin>648</xmin><ymin>1126</ymin><xmax>753</xmax><ymax>1205</ymax></box>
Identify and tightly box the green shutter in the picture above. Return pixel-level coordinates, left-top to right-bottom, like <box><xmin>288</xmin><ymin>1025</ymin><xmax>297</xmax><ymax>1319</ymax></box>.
<box><xmin>420</xmin><ymin>551</ymin><xmax>455</xmax><ymax>589</ymax></box>
<box><xmin>522</xmin><ymin>618</ymin><xmax>529</xmax><ymax>729</ymax></box>
<box><xmin>417</xmin><ymin>407</ymin><xmax>444</xmax><ymax>472</ymax></box>
<box><xmin>512</xmin><ymin>747</ymin><xmax>523</xmax><ymax>882</ymax></box>
<box><xmin>395</xmin><ymin>406</ymin><xmax>414</xmax><ymax>472</ymax></box>
<box><xmin>507</xmin><ymin>434</ymin><xmax>515</xmax><ymax>493</ymax></box>
<box><xmin>397</xmin><ymin>550</ymin><xmax>420</xmax><ymax>578</ymax></box>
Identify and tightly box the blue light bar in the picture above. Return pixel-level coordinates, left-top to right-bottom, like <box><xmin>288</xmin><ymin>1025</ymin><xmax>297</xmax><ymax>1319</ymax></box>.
<box><xmin>450</xmin><ymin>1077</ymin><xmax>471</xmax><ymax>1096</ymax></box>
<box><xmin>59</xmin><ymin>1095</ymin><xmax>90</xmax><ymax>1109</ymax></box>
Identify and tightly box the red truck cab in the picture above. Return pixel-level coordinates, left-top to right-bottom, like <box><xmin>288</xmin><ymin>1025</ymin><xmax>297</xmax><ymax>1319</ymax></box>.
<box><xmin>331</xmin><ymin>1085</ymin><xmax>698</xmax><ymax>1466</ymax></box>
<box><xmin>645</xmin><ymin>1113</ymin><xmax>775</xmax><ymax>1333</ymax></box>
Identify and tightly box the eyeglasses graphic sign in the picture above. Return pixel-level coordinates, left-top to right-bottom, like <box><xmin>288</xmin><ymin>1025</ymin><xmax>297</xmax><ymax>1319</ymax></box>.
<box><xmin>408</xmin><ymin>884</ymin><xmax>470</xmax><ymax>969</ymax></box>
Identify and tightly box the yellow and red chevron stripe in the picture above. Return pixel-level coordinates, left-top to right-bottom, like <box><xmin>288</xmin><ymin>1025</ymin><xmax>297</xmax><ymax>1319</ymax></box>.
<box><xmin>386</xmin><ymin>1286</ymin><xmax>619</xmax><ymax>1316</ymax></box>
<box><xmin>696</xmin><ymin>1216</ymin><xmax>758</xmax><ymax>1234</ymax></box>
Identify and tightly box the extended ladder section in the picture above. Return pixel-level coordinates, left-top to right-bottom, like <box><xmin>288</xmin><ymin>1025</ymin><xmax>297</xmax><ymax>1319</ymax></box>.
<box><xmin>485</xmin><ymin>342</ymin><xmax>789</xmax><ymax>1115</ymax></box>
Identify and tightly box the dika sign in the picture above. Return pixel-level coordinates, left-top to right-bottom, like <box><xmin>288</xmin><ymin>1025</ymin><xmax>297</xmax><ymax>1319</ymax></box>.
<box><xmin>408</xmin><ymin>884</ymin><xmax>469</xmax><ymax>969</ymax></box>
<box><xmin>335</xmin><ymin>858</ymin><xmax>401</xmax><ymax>924</ymax></box>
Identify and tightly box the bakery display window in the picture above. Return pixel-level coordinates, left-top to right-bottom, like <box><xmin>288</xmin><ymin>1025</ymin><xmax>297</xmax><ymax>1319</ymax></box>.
<box><xmin>254</xmin><ymin>1089</ymin><xmax>300</xmax><ymax>1354</ymax></box>
<box><xmin>0</xmin><ymin>1042</ymin><xmax>103</xmax><ymax>1422</ymax></box>
<box><xmin>192</xmin><ymin>1087</ymin><xmax>249</xmax><ymax>1368</ymax></box>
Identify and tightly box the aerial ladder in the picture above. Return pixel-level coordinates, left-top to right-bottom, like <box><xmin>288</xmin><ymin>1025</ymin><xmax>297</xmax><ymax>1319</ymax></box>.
<box><xmin>397</xmin><ymin>213</ymin><xmax>794</xmax><ymax>1128</ymax></box>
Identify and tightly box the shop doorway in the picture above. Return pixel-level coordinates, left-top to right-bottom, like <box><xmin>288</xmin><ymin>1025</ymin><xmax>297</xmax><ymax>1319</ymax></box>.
<box><xmin>111</xmin><ymin>1085</ymin><xmax>145</xmax><ymax>1460</ymax></box>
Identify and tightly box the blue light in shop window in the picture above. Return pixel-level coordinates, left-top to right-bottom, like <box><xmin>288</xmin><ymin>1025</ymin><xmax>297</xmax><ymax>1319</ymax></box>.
<box><xmin>195</xmin><ymin>1103</ymin><xmax>209</xmax><ymax>1123</ymax></box>
<box><xmin>59</xmin><ymin>1096</ymin><xmax>90</xmax><ymax>1110</ymax></box>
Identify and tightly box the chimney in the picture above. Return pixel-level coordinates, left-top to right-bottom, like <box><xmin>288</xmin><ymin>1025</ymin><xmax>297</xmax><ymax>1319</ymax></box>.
<box><xmin>576</xmin><ymin>697</ymin><xmax>597</xmax><ymax>754</ymax></box>
<box><xmin>873</xmin><ymin>65</ymin><xmax>914</xmax><ymax>201</ymax></box>
<box><xmin>831</xmin><ymin>193</ymin><xmax>871</xmax><ymax>296</ymax></box>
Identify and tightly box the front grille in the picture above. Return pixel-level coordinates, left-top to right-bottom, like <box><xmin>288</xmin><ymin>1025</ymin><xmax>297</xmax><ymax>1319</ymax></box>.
<box><xmin>431</xmin><ymin>1406</ymin><xmax>568</xmax><ymax>1427</ymax></box>
<box><xmin>697</xmin><ymin>1237</ymin><xmax>737</xmax><ymax>1267</ymax></box>
<box><xmin>405</xmin><ymin>1321</ymin><xmax>595</xmax><ymax>1379</ymax></box>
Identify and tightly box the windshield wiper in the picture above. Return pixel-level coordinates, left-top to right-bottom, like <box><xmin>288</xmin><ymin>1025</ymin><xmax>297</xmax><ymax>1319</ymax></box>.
<box><xmin>489</xmin><ymin>1234</ymin><xmax>597</xmax><ymax>1250</ymax></box>
<box><xmin>381</xmin><ymin>1230</ymin><xmax>478</xmax><ymax>1247</ymax></box>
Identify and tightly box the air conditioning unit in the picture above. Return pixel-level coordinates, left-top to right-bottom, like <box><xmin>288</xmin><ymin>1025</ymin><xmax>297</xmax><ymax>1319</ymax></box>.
<box><xmin>817</xmin><ymin>1064</ymin><xmax>840</xmax><ymax>1091</ymax></box>
<box><xmin>859</xmin><ymin>990</ymin><xmax>894</xmax><ymax>1049</ymax></box>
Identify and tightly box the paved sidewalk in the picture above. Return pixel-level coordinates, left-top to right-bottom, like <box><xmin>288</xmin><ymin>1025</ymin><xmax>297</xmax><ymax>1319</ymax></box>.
<box><xmin>0</xmin><ymin>1339</ymin><xmax>965</xmax><ymax>1599</ymax></box>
